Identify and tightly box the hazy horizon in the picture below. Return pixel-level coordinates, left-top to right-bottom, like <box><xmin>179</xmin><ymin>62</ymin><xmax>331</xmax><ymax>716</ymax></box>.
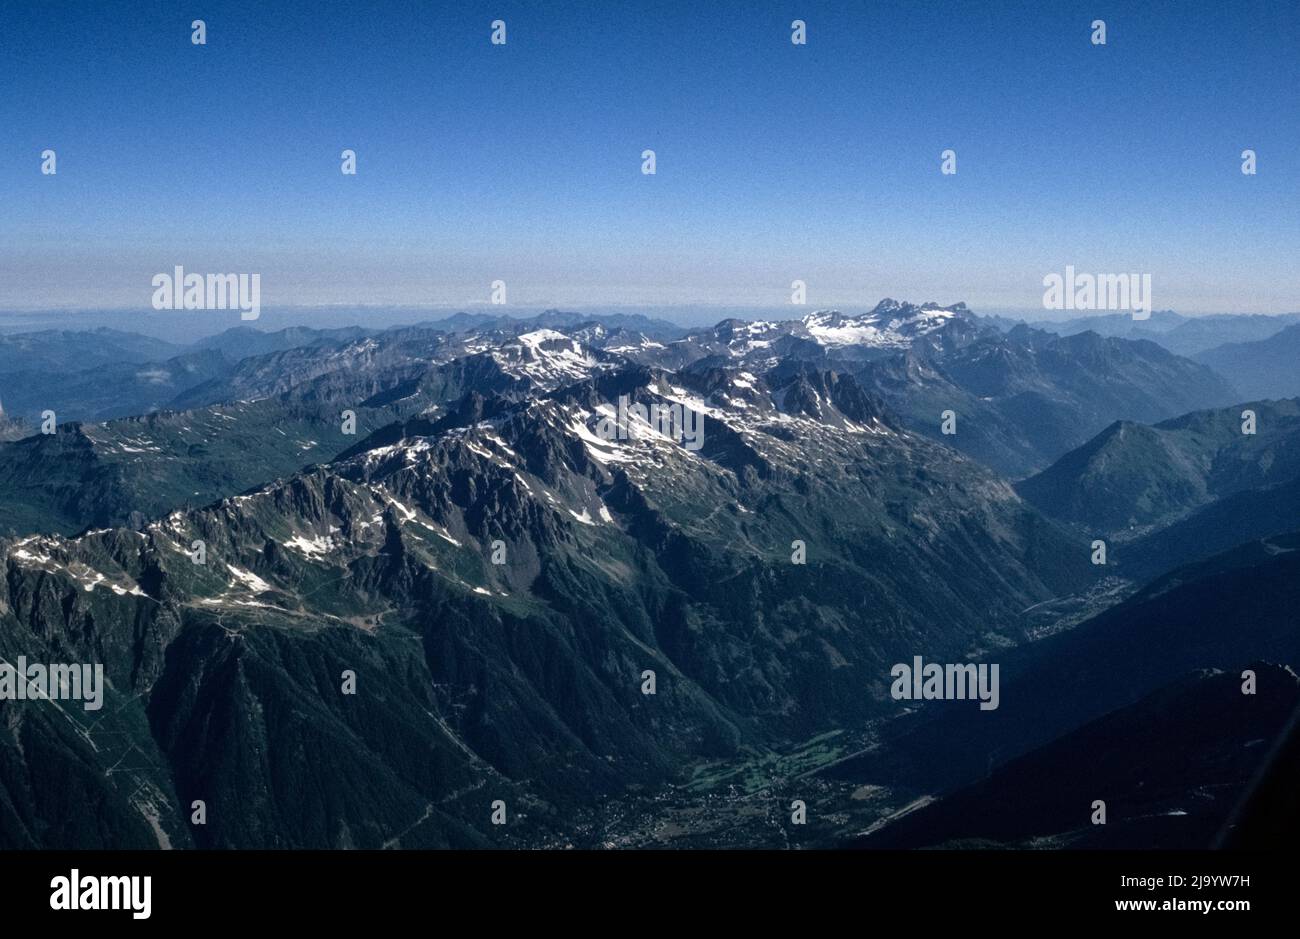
<box><xmin>2</xmin><ymin>301</ymin><xmax>1298</xmax><ymax>345</ymax></box>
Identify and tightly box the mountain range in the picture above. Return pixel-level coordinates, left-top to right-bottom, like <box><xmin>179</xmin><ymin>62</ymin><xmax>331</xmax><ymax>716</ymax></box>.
<box><xmin>1</xmin><ymin>299</ymin><xmax>1297</xmax><ymax>849</ymax></box>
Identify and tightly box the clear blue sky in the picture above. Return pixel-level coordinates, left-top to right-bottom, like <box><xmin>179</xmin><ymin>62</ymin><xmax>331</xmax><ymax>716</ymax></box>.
<box><xmin>1</xmin><ymin>0</ymin><xmax>1297</xmax><ymax>316</ymax></box>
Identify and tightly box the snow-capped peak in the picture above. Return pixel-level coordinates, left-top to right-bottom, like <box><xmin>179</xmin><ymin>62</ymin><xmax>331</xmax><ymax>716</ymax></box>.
<box><xmin>492</xmin><ymin>329</ymin><xmax>608</xmax><ymax>388</ymax></box>
<box><xmin>800</xmin><ymin>301</ymin><xmax>966</xmax><ymax>348</ymax></box>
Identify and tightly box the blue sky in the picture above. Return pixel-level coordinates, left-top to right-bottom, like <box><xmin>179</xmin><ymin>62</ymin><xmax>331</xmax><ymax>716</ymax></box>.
<box><xmin>1</xmin><ymin>0</ymin><xmax>1297</xmax><ymax>317</ymax></box>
